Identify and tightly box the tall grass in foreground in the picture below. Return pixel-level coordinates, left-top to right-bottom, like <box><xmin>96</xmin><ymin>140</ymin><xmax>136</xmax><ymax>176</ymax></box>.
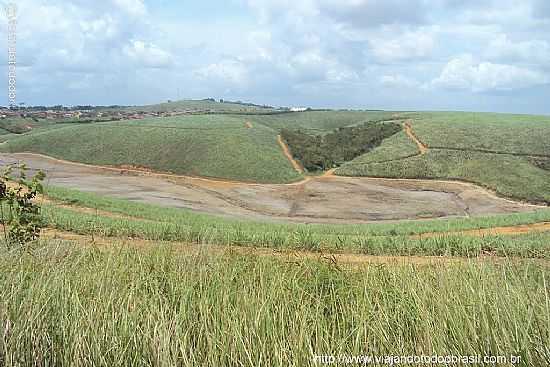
<box><xmin>1</xmin><ymin>242</ymin><xmax>548</xmax><ymax>366</ymax></box>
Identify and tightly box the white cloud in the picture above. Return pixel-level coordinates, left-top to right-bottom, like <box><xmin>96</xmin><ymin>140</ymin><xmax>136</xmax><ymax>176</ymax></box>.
<box><xmin>485</xmin><ymin>34</ymin><xmax>550</xmax><ymax>66</ymax></box>
<box><xmin>3</xmin><ymin>0</ymin><xmax>550</xmax><ymax>113</ymax></box>
<box><xmin>319</xmin><ymin>0</ymin><xmax>428</xmax><ymax>28</ymax></box>
<box><xmin>288</xmin><ymin>50</ymin><xmax>329</xmax><ymax>81</ymax></box>
<box><xmin>194</xmin><ymin>60</ymin><xmax>249</xmax><ymax>85</ymax></box>
<box><xmin>380</xmin><ymin>75</ymin><xmax>420</xmax><ymax>89</ymax></box>
<box><xmin>369</xmin><ymin>28</ymin><xmax>436</xmax><ymax>63</ymax></box>
<box><xmin>113</xmin><ymin>0</ymin><xmax>147</xmax><ymax>18</ymax></box>
<box><xmin>248</xmin><ymin>0</ymin><xmax>430</xmax><ymax>28</ymax></box>
<box><xmin>326</xmin><ymin>68</ymin><xmax>359</xmax><ymax>82</ymax></box>
<box><xmin>246</xmin><ymin>31</ymin><xmax>274</xmax><ymax>61</ymax></box>
<box><xmin>246</xmin><ymin>0</ymin><xmax>319</xmax><ymax>24</ymax></box>
<box><xmin>531</xmin><ymin>0</ymin><xmax>550</xmax><ymax>19</ymax></box>
<box><xmin>123</xmin><ymin>40</ymin><xmax>174</xmax><ymax>69</ymax></box>
<box><xmin>431</xmin><ymin>54</ymin><xmax>549</xmax><ymax>92</ymax></box>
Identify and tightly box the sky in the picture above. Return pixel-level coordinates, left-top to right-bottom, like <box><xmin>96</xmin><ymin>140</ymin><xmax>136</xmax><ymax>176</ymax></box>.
<box><xmin>1</xmin><ymin>0</ymin><xmax>550</xmax><ymax>113</ymax></box>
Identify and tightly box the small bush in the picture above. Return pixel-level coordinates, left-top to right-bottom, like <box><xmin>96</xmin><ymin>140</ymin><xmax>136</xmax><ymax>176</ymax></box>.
<box><xmin>0</xmin><ymin>164</ymin><xmax>46</xmax><ymax>249</ymax></box>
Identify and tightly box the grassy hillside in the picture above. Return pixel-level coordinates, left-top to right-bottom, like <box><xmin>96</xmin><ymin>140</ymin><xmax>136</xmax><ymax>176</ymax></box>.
<box><xmin>0</xmin><ymin>117</ymin><xmax>86</xmax><ymax>143</ymax></box>
<box><xmin>3</xmin><ymin>109</ymin><xmax>550</xmax><ymax>199</ymax></box>
<box><xmin>0</xmin><ymin>110</ymin><xmax>400</xmax><ymax>182</ymax></box>
<box><xmin>408</xmin><ymin>111</ymin><xmax>550</xmax><ymax>155</ymax></box>
<box><xmin>339</xmin><ymin>150</ymin><xmax>550</xmax><ymax>204</ymax></box>
<box><xmin>338</xmin><ymin>112</ymin><xmax>550</xmax><ymax>204</ymax></box>
<box><xmin>0</xmin><ymin>115</ymin><xmax>302</xmax><ymax>183</ymax></box>
<box><xmin>247</xmin><ymin>110</ymin><xmax>397</xmax><ymax>132</ymax></box>
<box><xmin>342</xmin><ymin>129</ymin><xmax>419</xmax><ymax>164</ymax></box>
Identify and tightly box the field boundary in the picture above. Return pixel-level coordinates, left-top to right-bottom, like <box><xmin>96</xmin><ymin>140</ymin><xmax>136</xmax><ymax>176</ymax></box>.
<box><xmin>429</xmin><ymin>146</ymin><xmax>550</xmax><ymax>158</ymax></box>
<box><xmin>42</xmin><ymin>229</ymin><xmax>549</xmax><ymax>266</ymax></box>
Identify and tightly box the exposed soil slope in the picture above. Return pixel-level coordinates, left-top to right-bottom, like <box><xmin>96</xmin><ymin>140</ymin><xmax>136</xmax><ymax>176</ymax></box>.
<box><xmin>1</xmin><ymin>153</ymin><xmax>543</xmax><ymax>224</ymax></box>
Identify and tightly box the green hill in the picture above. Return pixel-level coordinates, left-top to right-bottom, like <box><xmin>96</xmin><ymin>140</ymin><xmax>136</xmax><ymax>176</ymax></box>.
<box><xmin>337</xmin><ymin>112</ymin><xmax>550</xmax><ymax>204</ymax></box>
<box><xmin>407</xmin><ymin>111</ymin><xmax>550</xmax><ymax>155</ymax></box>
<box><xmin>0</xmin><ymin>110</ymin><xmax>398</xmax><ymax>183</ymax></box>
<box><xmin>0</xmin><ymin>115</ymin><xmax>302</xmax><ymax>183</ymax></box>
<box><xmin>122</xmin><ymin>99</ymin><xmax>276</xmax><ymax>114</ymax></box>
<box><xmin>247</xmin><ymin>110</ymin><xmax>397</xmax><ymax>132</ymax></box>
<box><xmin>3</xmin><ymin>109</ymin><xmax>550</xmax><ymax>202</ymax></box>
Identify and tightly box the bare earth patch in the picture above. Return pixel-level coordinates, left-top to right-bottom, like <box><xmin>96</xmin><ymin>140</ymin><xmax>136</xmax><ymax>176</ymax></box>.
<box><xmin>1</xmin><ymin>153</ymin><xmax>544</xmax><ymax>224</ymax></box>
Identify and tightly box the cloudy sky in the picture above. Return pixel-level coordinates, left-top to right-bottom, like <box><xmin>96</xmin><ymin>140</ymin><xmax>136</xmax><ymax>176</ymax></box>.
<box><xmin>2</xmin><ymin>0</ymin><xmax>550</xmax><ymax>113</ymax></box>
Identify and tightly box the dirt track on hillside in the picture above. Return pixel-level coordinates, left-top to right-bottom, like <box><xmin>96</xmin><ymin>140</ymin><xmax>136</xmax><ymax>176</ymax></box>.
<box><xmin>404</xmin><ymin>120</ymin><xmax>428</xmax><ymax>155</ymax></box>
<box><xmin>1</xmin><ymin>153</ymin><xmax>544</xmax><ymax>224</ymax></box>
<box><xmin>277</xmin><ymin>135</ymin><xmax>305</xmax><ymax>173</ymax></box>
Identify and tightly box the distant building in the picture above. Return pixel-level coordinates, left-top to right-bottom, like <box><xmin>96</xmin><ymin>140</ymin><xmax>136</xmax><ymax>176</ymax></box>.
<box><xmin>290</xmin><ymin>107</ymin><xmax>308</xmax><ymax>112</ymax></box>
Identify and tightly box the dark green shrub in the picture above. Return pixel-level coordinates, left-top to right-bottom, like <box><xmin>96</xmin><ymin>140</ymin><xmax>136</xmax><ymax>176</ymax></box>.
<box><xmin>0</xmin><ymin>164</ymin><xmax>46</xmax><ymax>249</ymax></box>
<box><xmin>281</xmin><ymin>121</ymin><xmax>401</xmax><ymax>171</ymax></box>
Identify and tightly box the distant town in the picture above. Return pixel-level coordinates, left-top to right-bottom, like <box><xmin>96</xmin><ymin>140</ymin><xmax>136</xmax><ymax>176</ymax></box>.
<box><xmin>0</xmin><ymin>98</ymin><xmax>313</xmax><ymax>124</ymax></box>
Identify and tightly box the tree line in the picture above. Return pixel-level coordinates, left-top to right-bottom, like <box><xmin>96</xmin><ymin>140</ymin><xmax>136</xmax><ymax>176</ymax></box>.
<box><xmin>281</xmin><ymin>121</ymin><xmax>401</xmax><ymax>171</ymax></box>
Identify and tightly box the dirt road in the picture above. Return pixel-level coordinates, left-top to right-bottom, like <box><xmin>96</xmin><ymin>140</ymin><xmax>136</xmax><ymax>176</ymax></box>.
<box><xmin>404</xmin><ymin>120</ymin><xmax>428</xmax><ymax>155</ymax></box>
<box><xmin>277</xmin><ymin>135</ymin><xmax>305</xmax><ymax>174</ymax></box>
<box><xmin>0</xmin><ymin>153</ymin><xmax>543</xmax><ymax>224</ymax></box>
<box><xmin>45</xmin><ymin>229</ymin><xmax>546</xmax><ymax>267</ymax></box>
